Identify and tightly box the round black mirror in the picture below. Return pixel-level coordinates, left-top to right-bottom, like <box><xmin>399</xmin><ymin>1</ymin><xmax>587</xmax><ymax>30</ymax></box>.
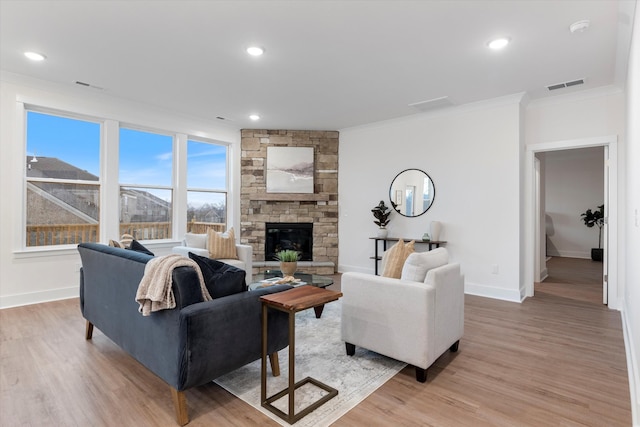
<box><xmin>389</xmin><ymin>169</ymin><xmax>435</xmax><ymax>217</ymax></box>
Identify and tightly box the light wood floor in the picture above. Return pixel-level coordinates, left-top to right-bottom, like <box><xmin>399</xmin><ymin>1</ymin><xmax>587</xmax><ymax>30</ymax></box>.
<box><xmin>1</xmin><ymin>268</ymin><xmax>630</xmax><ymax>426</ymax></box>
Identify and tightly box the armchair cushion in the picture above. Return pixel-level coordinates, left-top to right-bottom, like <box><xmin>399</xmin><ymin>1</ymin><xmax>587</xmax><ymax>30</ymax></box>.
<box><xmin>185</xmin><ymin>232</ymin><xmax>208</xmax><ymax>249</ymax></box>
<box><xmin>381</xmin><ymin>239</ymin><xmax>415</xmax><ymax>279</ymax></box>
<box><xmin>401</xmin><ymin>247</ymin><xmax>449</xmax><ymax>282</ymax></box>
<box><xmin>208</xmin><ymin>227</ymin><xmax>238</xmax><ymax>260</ymax></box>
<box><xmin>188</xmin><ymin>252</ymin><xmax>246</xmax><ymax>298</ymax></box>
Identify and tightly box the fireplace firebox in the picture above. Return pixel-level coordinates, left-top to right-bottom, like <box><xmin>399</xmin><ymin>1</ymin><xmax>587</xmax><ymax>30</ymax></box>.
<box><xmin>265</xmin><ymin>222</ymin><xmax>313</xmax><ymax>261</ymax></box>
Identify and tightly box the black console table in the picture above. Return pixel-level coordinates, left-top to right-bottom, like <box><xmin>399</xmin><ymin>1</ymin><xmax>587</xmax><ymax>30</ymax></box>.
<box><xmin>370</xmin><ymin>237</ymin><xmax>446</xmax><ymax>275</ymax></box>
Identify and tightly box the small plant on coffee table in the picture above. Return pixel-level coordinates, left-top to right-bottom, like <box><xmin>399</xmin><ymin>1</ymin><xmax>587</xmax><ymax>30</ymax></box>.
<box><xmin>275</xmin><ymin>250</ymin><xmax>301</xmax><ymax>262</ymax></box>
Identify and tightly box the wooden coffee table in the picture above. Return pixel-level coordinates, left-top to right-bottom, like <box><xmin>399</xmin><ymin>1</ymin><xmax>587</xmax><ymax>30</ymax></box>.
<box><xmin>260</xmin><ymin>285</ymin><xmax>342</xmax><ymax>424</ymax></box>
<box><xmin>250</xmin><ymin>271</ymin><xmax>334</xmax><ymax>318</ymax></box>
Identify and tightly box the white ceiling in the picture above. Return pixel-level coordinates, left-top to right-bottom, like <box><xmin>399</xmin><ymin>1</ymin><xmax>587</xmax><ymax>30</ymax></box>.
<box><xmin>0</xmin><ymin>0</ymin><xmax>635</xmax><ymax>131</ymax></box>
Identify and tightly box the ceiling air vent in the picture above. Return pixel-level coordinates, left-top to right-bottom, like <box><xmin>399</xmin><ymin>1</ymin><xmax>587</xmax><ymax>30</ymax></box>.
<box><xmin>547</xmin><ymin>78</ymin><xmax>585</xmax><ymax>91</ymax></box>
<box><xmin>408</xmin><ymin>96</ymin><xmax>453</xmax><ymax>112</ymax></box>
<box><xmin>75</xmin><ymin>81</ymin><xmax>104</xmax><ymax>90</ymax></box>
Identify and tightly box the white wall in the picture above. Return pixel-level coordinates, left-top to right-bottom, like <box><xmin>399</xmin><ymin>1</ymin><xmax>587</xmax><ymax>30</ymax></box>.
<box><xmin>339</xmin><ymin>95</ymin><xmax>524</xmax><ymax>302</ymax></box>
<box><xmin>544</xmin><ymin>147</ymin><xmax>605</xmax><ymax>259</ymax></box>
<box><xmin>624</xmin><ymin>2</ymin><xmax>640</xmax><ymax>423</ymax></box>
<box><xmin>0</xmin><ymin>73</ymin><xmax>239</xmax><ymax>308</ymax></box>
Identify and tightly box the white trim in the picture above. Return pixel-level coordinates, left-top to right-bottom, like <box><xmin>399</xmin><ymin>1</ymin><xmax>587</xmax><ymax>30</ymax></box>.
<box><xmin>524</xmin><ymin>135</ymin><xmax>619</xmax><ymax>308</ymax></box>
<box><xmin>527</xmin><ymin>85</ymin><xmax>624</xmax><ymax>109</ymax></box>
<box><xmin>340</xmin><ymin>92</ymin><xmax>526</xmax><ymax>132</ymax></box>
<box><xmin>464</xmin><ymin>281</ymin><xmax>523</xmax><ymax>303</ymax></box>
<box><xmin>545</xmin><ymin>250</ymin><xmax>591</xmax><ymax>259</ymax></box>
<box><xmin>0</xmin><ymin>286</ymin><xmax>77</xmax><ymax>309</ymax></box>
<box><xmin>622</xmin><ymin>306</ymin><xmax>640</xmax><ymax>427</ymax></box>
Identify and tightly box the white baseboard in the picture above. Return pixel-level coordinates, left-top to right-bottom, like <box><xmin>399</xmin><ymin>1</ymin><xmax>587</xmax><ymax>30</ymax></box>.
<box><xmin>464</xmin><ymin>281</ymin><xmax>523</xmax><ymax>303</ymax></box>
<box><xmin>0</xmin><ymin>286</ymin><xmax>77</xmax><ymax>309</ymax></box>
<box><xmin>622</xmin><ymin>306</ymin><xmax>640</xmax><ymax>427</ymax></box>
<box><xmin>539</xmin><ymin>268</ymin><xmax>549</xmax><ymax>282</ymax></box>
<box><xmin>546</xmin><ymin>250</ymin><xmax>591</xmax><ymax>259</ymax></box>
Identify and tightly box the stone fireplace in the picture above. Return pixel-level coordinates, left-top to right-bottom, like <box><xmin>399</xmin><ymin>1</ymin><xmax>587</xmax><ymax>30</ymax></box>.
<box><xmin>240</xmin><ymin>129</ymin><xmax>338</xmax><ymax>276</ymax></box>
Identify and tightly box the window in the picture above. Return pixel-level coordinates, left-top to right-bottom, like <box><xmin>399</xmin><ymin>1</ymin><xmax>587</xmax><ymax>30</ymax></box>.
<box><xmin>186</xmin><ymin>140</ymin><xmax>227</xmax><ymax>234</ymax></box>
<box><xmin>25</xmin><ymin>111</ymin><xmax>101</xmax><ymax>247</ymax></box>
<box><xmin>119</xmin><ymin>128</ymin><xmax>173</xmax><ymax>240</ymax></box>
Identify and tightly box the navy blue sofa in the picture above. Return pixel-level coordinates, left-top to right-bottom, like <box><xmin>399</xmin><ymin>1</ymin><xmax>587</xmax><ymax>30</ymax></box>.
<box><xmin>78</xmin><ymin>243</ymin><xmax>291</xmax><ymax>425</ymax></box>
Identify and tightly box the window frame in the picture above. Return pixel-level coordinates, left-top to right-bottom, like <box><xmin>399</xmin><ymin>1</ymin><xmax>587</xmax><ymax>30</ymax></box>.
<box><xmin>23</xmin><ymin>107</ymin><xmax>103</xmax><ymax>250</ymax></box>
<box><xmin>185</xmin><ymin>138</ymin><xmax>230</xmax><ymax>233</ymax></box>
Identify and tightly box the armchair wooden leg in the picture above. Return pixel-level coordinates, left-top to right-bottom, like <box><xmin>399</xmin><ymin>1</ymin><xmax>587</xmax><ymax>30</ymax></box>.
<box><xmin>415</xmin><ymin>367</ymin><xmax>427</xmax><ymax>383</ymax></box>
<box><xmin>450</xmin><ymin>340</ymin><xmax>460</xmax><ymax>352</ymax></box>
<box><xmin>85</xmin><ymin>321</ymin><xmax>94</xmax><ymax>340</ymax></box>
<box><xmin>345</xmin><ymin>342</ymin><xmax>355</xmax><ymax>356</ymax></box>
<box><xmin>269</xmin><ymin>352</ymin><xmax>280</xmax><ymax>377</ymax></box>
<box><xmin>171</xmin><ymin>388</ymin><xmax>189</xmax><ymax>426</ymax></box>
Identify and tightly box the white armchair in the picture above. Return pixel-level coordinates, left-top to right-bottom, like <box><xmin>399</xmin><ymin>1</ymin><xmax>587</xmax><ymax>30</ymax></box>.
<box><xmin>341</xmin><ymin>249</ymin><xmax>464</xmax><ymax>382</ymax></box>
<box><xmin>171</xmin><ymin>232</ymin><xmax>253</xmax><ymax>278</ymax></box>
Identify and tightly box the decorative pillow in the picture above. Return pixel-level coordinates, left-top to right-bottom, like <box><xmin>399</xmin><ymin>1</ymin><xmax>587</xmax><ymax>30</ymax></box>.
<box><xmin>185</xmin><ymin>232</ymin><xmax>208</xmax><ymax>249</ymax></box>
<box><xmin>127</xmin><ymin>239</ymin><xmax>155</xmax><ymax>256</ymax></box>
<box><xmin>381</xmin><ymin>239</ymin><xmax>415</xmax><ymax>279</ymax></box>
<box><xmin>208</xmin><ymin>227</ymin><xmax>238</xmax><ymax>260</ymax></box>
<box><xmin>401</xmin><ymin>248</ymin><xmax>449</xmax><ymax>282</ymax></box>
<box><xmin>188</xmin><ymin>252</ymin><xmax>246</xmax><ymax>298</ymax></box>
<box><xmin>120</xmin><ymin>233</ymin><xmax>134</xmax><ymax>248</ymax></box>
<box><xmin>108</xmin><ymin>239</ymin><xmax>124</xmax><ymax>248</ymax></box>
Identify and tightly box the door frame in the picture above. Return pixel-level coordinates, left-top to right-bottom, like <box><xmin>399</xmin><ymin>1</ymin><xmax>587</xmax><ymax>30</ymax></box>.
<box><xmin>524</xmin><ymin>135</ymin><xmax>618</xmax><ymax>309</ymax></box>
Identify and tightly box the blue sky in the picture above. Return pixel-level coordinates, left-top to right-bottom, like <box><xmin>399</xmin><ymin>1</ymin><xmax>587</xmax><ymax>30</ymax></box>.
<box><xmin>27</xmin><ymin>111</ymin><xmax>227</xmax><ymax>191</ymax></box>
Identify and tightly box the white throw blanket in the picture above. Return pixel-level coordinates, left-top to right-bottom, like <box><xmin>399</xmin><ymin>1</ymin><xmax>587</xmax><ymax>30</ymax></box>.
<box><xmin>135</xmin><ymin>254</ymin><xmax>212</xmax><ymax>316</ymax></box>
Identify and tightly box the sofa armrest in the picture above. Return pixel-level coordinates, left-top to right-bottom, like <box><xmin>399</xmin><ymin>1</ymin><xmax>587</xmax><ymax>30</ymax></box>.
<box><xmin>426</xmin><ymin>263</ymin><xmax>464</xmax><ymax>358</ymax></box>
<box><xmin>177</xmin><ymin>284</ymin><xmax>291</xmax><ymax>389</ymax></box>
<box><xmin>341</xmin><ymin>272</ymin><xmax>435</xmax><ymax>368</ymax></box>
<box><xmin>236</xmin><ymin>244</ymin><xmax>253</xmax><ymax>279</ymax></box>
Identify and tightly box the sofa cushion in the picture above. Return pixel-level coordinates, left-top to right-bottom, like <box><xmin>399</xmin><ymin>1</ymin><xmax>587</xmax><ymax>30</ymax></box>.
<box><xmin>381</xmin><ymin>239</ymin><xmax>415</xmax><ymax>279</ymax></box>
<box><xmin>127</xmin><ymin>239</ymin><xmax>155</xmax><ymax>256</ymax></box>
<box><xmin>208</xmin><ymin>227</ymin><xmax>238</xmax><ymax>260</ymax></box>
<box><xmin>188</xmin><ymin>252</ymin><xmax>246</xmax><ymax>298</ymax></box>
<box><xmin>401</xmin><ymin>248</ymin><xmax>449</xmax><ymax>282</ymax></box>
<box><xmin>185</xmin><ymin>232</ymin><xmax>208</xmax><ymax>249</ymax></box>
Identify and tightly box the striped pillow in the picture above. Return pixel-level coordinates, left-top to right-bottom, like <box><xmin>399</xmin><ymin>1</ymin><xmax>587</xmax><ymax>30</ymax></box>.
<box><xmin>208</xmin><ymin>227</ymin><xmax>238</xmax><ymax>260</ymax></box>
<box><xmin>381</xmin><ymin>239</ymin><xmax>415</xmax><ymax>279</ymax></box>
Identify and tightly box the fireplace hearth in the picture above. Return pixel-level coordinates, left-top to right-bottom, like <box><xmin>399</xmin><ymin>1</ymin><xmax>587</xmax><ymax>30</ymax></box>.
<box><xmin>265</xmin><ymin>222</ymin><xmax>313</xmax><ymax>261</ymax></box>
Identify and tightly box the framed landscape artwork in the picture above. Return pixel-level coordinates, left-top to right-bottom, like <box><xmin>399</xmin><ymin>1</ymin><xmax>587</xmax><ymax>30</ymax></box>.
<box><xmin>266</xmin><ymin>146</ymin><xmax>314</xmax><ymax>193</ymax></box>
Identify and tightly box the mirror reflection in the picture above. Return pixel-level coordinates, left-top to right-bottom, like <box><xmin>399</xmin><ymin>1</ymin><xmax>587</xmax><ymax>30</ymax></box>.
<box><xmin>389</xmin><ymin>169</ymin><xmax>435</xmax><ymax>217</ymax></box>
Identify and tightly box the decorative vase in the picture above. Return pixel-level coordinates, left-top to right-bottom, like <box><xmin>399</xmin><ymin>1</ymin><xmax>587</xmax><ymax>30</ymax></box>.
<box><xmin>280</xmin><ymin>261</ymin><xmax>297</xmax><ymax>276</ymax></box>
<box><xmin>422</xmin><ymin>233</ymin><xmax>430</xmax><ymax>242</ymax></box>
<box><xmin>430</xmin><ymin>221</ymin><xmax>442</xmax><ymax>241</ymax></box>
<box><xmin>377</xmin><ymin>228</ymin><xmax>388</xmax><ymax>238</ymax></box>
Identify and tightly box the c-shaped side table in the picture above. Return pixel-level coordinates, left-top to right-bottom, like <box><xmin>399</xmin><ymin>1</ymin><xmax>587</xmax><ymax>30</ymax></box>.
<box><xmin>260</xmin><ymin>285</ymin><xmax>343</xmax><ymax>424</ymax></box>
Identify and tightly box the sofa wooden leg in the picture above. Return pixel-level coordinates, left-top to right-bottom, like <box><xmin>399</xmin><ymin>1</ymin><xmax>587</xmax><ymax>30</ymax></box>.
<box><xmin>171</xmin><ymin>388</ymin><xmax>189</xmax><ymax>426</ymax></box>
<box><xmin>269</xmin><ymin>352</ymin><xmax>280</xmax><ymax>377</ymax></box>
<box><xmin>345</xmin><ymin>342</ymin><xmax>355</xmax><ymax>356</ymax></box>
<box><xmin>450</xmin><ymin>340</ymin><xmax>460</xmax><ymax>352</ymax></box>
<box><xmin>415</xmin><ymin>367</ymin><xmax>427</xmax><ymax>383</ymax></box>
<box><xmin>85</xmin><ymin>321</ymin><xmax>94</xmax><ymax>340</ymax></box>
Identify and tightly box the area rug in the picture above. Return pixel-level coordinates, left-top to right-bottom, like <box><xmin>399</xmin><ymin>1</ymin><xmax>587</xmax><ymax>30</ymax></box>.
<box><xmin>214</xmin><ymin>300</ymin><xmax>406</xmax><ymax>426</ymax></box>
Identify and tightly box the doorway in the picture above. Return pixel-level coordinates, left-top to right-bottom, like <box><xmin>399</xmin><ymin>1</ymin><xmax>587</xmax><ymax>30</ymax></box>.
<box><xmin>525</xmin><ymin>136</ymin><xmax>618</xmax><ymax>309</ymax></box>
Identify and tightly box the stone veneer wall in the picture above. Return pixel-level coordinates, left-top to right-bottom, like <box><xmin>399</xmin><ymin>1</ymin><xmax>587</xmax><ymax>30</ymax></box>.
<box><xmin>240</xmin><ymin>129</ymin><xmax>339</xmax><ymax>275</ymax></box>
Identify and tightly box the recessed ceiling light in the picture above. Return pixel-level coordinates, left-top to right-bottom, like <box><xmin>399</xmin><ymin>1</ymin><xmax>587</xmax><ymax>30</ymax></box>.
<box><xmin>487</xmin><ymin>37</ymin><xmax>510</xmax><ymax>50</ymax></box>
<box><xmin>249</xmin><ymin>114</ymin><xmax>260</xmax><ymax>121</ymax></box>
<box><xmin>246</xmin><ymin>46</ymin><xmax>264</xmax><ymax>56</ymax></box>
<box><xmin>24</xmin><ymin>51</ymin><xmax>46</xmax><ymax>61</ymax></box>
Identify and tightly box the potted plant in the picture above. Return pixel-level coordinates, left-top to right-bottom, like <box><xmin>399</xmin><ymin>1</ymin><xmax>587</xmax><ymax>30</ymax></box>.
<box><xmin>372</xmin><ymin>200</ymin><xmax>391</xmax><ymax>238</ymax></box>
<box><xmin>580</xmin><ymin>204</ymin><xmax>604</xmax><ymax>261</ymax></box>
<box><xmin>275</xmin><ymin>249</ymin><xmax>301</xmax><ymax>276</ymax></box>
